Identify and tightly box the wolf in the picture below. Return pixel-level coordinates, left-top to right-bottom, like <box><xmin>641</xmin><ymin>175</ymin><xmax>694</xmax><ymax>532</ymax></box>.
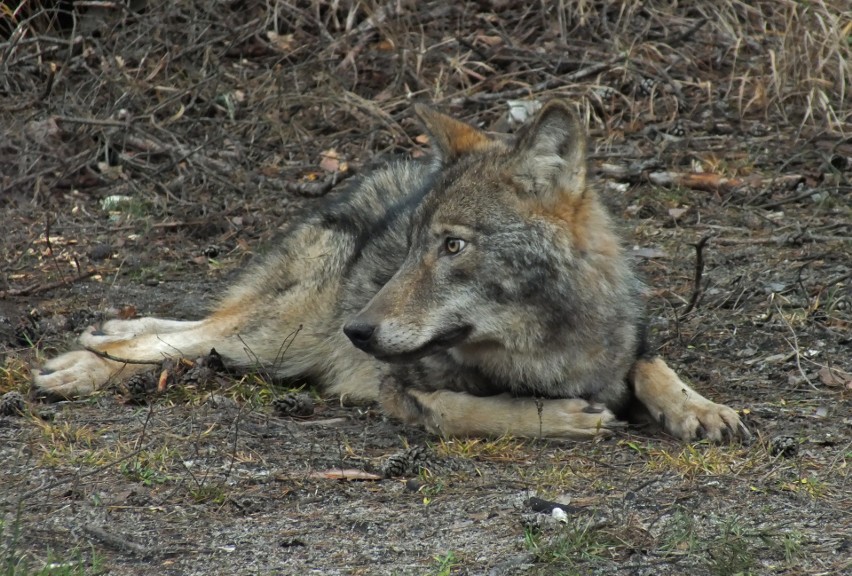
<box><xmin>33</xmin><ymin>100</ymin><xmax>749</xmax><ymax>442</ymax></box>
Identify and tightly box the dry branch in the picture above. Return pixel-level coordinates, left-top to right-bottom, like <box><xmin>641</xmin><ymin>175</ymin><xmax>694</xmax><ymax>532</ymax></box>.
<box><xmin>0</xmin><ymin>270</ymin><xmax>98</xmax><ymax>298</ymax></box>
<box><xmin>82</xmin><ymin>346</ymin><xmax>163</xmax><ymax>366</ymax></box>
<box><xmin>82</xmin><ymin>524</ymin><xmax>153</xmax><ymax>557</ymax></box>
<box><xmin>680</xmin><ymin>235</ymin><xmax>711</xmax><ymax>318</ymax></box>
<box><xmin>466</xmin><ymin>51</ymin><xmax>630</xmax><ymax>103</ymax></box>
<box><xmin>284</xmin><ymin>169</ymin><xmax>356</xmax><ymax>197</ymax></box>
<box><xmin>600</xmin><ymin>163</ymin><xmax>806</xmax><ymax>194</ymax></box>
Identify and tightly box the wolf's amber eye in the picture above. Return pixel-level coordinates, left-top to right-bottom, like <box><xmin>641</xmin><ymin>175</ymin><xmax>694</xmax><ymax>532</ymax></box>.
<box><xmin>444</xmin><ymin>237</ymin><xmax>466</xmax><ymax>254</ymax></box>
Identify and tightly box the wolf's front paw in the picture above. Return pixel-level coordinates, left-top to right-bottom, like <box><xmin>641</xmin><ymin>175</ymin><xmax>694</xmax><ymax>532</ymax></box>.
<box><xmin>546</xmin><ymin>398</ymin><xmax>620</xmax><ymax>439</ymax></box>
<box><xmin>662</xmin><ymin>397</ymin><xmax>750</xmax><ymax>442</ymax></box>
<box><xmin>32</xmin><ymin>351</ymin><xmax>118</xmax><ymax>399</ymax></box>
<box><xmin>79</xmin><ymin>319</ymin><xmax>144</xmax><ymax>346</ymax></box>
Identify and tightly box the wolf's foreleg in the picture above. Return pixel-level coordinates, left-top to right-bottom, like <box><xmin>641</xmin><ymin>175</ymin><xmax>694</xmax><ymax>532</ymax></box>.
<box><xmin>380</xmin><ymin>378</ymin><xmax>616</xmax><ymax>439</ymax></box>
<box><xmin>33</xmin><ymin>315</ymin><xmax>235</xmax><ymax>398</ymax></box>
<box><xmin>630</xmin><ymin>357</ymin><xmax>750</xmax><ymax>442</ymax></box>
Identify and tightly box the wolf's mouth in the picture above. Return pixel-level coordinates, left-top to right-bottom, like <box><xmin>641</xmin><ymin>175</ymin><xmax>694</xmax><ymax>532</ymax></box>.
<box><xmin>354</xmin><ymin>324</ymin><xmax>473</xmax><ymax>363</ymax></box>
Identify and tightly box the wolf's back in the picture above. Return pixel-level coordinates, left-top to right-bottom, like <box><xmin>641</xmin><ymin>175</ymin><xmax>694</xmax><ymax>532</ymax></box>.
<box><xmin>207</xmin><ymin>158</ymin><xmax>437</xmax><ymax>396</ymax></box>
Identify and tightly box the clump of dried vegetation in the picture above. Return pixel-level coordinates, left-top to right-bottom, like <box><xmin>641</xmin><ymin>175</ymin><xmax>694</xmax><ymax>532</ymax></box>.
<box><xmin>1</xmin><ymin>0</ymin><xmax>849</xmax><ymax>207</ymax></box>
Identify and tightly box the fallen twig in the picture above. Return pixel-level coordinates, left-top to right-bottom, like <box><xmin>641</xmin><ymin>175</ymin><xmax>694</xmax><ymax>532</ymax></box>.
<box><xmin>713</xmin><ymin>234</ymin><xmax>852</xmax><ymax>245</ymax></box>
<box><xmin>336</xmin><ymin>0</ymin><xmax>398</xmax><ymax>69</ymax></box>
<box><xmin>82</xmin><ymin>524</ymin><xmax>153</xmax><ymax>557</ymax></box>
<box><xmin>285</xmin><ymin>170</ymin><xmax>357</xmax><ymax>197</ymax></box>
<box><xmin>601</xmin><ymin>164</ymin><xmax>805</xmax><ymax>194</ymax></box>
<box><xmin>294</xmin><ymin>417</ymin><xmax>348</xmax><ymax>427</ymax></box>
<box><xmin>465</xmin><ymin>51</ymin><xmax>630</xmax><ymax>103</ymax></box>
<box><xmin>680</xmin><ymin>235</ymin><xmax>711</xmax><ymax>318</ymax></box>
<box><xmin>307</xmin><ymin>468</ymin><xmax>383</xmax><ymax>481</ymax></box>
<box><xmin>648</xmin><ymin>171</ymin><xmax>744</xmax><ymax>192</ymax></box>
<box><xmin>54</xmin><ymin>115</ymin><xmax>130</xmax><ymax>128</ymax></box>
<box><xmin>0</xmin><ymin>270</ymin><xmax>98</xmax><ymax>298</ymax></box>
<box><xmin>598</xmin><ymin>161</ymin><xmax>663</xmax><ymax>180</ymax></box>
<box><xmin>666</xmin><ymin>17</ymin><xmax>709</xmax><ymax>47</ymax></box>
<box><xmin>83</xmin><ymin>347</ymin><xmax>162</xmax><ymax>366</ymax></box>
<box><xmin>756</xmin><ymin>187</ymin><xmax>827</xmax><ymax>209</ymax></box>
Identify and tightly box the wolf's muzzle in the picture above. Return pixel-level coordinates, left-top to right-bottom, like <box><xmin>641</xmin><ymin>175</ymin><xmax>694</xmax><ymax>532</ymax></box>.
<box><xmin>343</xmin><ymin>320</ymin><xmax>473</xmax><ymax>362</ymax></box>
<box><xmin>343</xmin><ymin>321</ymin><xmax>376</xmax><ymax>352</ymax></box>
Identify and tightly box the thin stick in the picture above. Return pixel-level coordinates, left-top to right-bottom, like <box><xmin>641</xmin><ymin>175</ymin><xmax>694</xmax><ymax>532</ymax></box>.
<box><xmin>83</xmin><ymin>346</ymin><xmax>162</xmax><ymax>366</ymax></box>
<box><xmin>0</xmin><ymin>270</ymin><xmax>98</xmax><ymax>298</ymax></box>
<box><xmin>82</xmin><ymin>524</ymin><xmax>152</xmax><ymax>557</ymax></box>
<box><xmin>680</xmin><ymin>235</ymin><xmax>711</xmax><ymax>318</ymax></box>
<box><xmin>756</xmin><ymin>187</ymin><xmax>825</xmax><ymax>209</ymax></box>
<box><xmin>465</xmin><ymin>51</ymin><xmax>629</xmax><ymax>103</ymax></box>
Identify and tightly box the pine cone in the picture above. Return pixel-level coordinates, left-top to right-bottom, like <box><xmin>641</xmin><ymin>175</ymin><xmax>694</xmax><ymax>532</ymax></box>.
<box><xmin>381</xmin><ymin>445</ymin><xmax>431</xmax><ymax>478</ymax></box>
<box><xmin>0</xmin><ymin>391</ymin><xmax>26</xmax><ymax>416</ymax></box>
<box><xmin>769</xmin><ymin>435</ymin><xmax>798</xmax><ymax>458</ymax></box>
<box><xmin>183</xmin><ymin>365</ymin><xmax>214</xmax><ymax>386</ymax></box>
<box><xmin>123</xmin><ymin>372</ymin><xmax>157</xmax><ymax>404</ymax></box>
<box><xmin>272</xmin><ymin>393</ymin><xmax>315</xmax><ymax>417</ymax></box>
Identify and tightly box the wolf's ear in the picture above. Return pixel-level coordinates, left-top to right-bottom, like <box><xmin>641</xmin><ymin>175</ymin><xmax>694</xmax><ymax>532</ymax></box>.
<box><xmin>510</xmin><ymin>100</ymin><xmax>587</xmax><ymax>202</ymax></box>
<box><xmin>414</xmin><ymin>104</ymin><xmax>493</xmax><ymax>163</ymax></box>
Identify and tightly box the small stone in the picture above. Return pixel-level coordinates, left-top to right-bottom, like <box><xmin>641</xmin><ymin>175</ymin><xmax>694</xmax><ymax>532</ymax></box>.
<box><xmin>405</xmin><ymin>478</ymin><xmax>424</xmax><ymax>492</ymax></box>
<box><xmin>88</xmin><ymin>244</ymin><xmax>113</xmax><ymax>261</ymax></box>
<box><xmin>202</xmin><ymin>245</ymin><xmax>221</xmax><ymax>258</ymax></box>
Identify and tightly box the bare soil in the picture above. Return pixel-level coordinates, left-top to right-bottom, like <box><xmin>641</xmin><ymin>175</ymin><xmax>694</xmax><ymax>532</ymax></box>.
<box><xmin>1</xmin><ymin>2</ymin><xmax>850</xmax><ymax>575</ymax></box>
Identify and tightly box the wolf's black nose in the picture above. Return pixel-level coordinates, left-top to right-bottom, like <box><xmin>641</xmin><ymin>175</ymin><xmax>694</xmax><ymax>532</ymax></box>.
<box><xmin>343</xmin><ymin>321</ymin><xmax>376</xmax><ymax>349</ymax></box>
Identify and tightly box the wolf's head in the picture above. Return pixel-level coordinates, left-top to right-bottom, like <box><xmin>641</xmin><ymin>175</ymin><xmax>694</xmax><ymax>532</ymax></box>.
<box><xmin>344</xmin><ymin>100</ymin><xmax>637</xmax><ymax>375</ymax></box>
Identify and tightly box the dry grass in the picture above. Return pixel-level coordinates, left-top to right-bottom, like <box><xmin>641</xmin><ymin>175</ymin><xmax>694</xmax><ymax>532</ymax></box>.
<box><xmin>2</xmin><ymin>2</ymin><xmax>849</xmax><ymax>203</ymax></box>
<box><xmin>435</xmin><ymin>435</ymin><xmax>531</xmax><ymax>462</ymax></box>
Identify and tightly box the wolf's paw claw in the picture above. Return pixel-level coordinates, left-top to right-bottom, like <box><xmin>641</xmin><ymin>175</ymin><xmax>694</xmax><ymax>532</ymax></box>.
<box><xmin>32</xmin><ymin>351</ymin><xmax>115</xmax><ymax>399</ymax></box>
<box><xmin>667</xmin><ymin>400</ymin><xmax>750</xmax><ymax>443</ymax></box>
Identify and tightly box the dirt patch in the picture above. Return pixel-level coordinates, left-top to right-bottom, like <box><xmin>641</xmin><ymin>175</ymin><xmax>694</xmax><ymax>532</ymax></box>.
<box><xmin>2</xmin><ymin>1</ymin><xmax>850</xmax><ymax>574</ymax></box>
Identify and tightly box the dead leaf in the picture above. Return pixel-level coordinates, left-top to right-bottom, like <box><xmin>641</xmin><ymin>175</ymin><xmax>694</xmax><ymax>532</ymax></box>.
<box><xmin>375</xmin><ymin>39</ymin><xmax>395</xmax><ymax>51</ymax></box>
<box><xmin>259</xmin><ymin>164</ymin><xmax>281</xmax><ymax>177</ymax></box>
<box><xmin>668</xmin><ymin>207</ymin><xmax>688</xmax><ymax>220</ymax></box>
<box><xmin>319</xmin><ymin>149</ymin><xmax>341</xmax><ymax>173</ymax></box>
<box><xmin>157</xmin><ymin>370</ymin><xmax>169</xmax><ymax>392</ymax></box>
<box><xmin>25</xmin><ymin>117</ymin><xmax>62</xmax><ymax>144</ymax></box>
<box><xmin>308</xmin><ymin>469</ymin><xmax>383</xmax><ymax>481</ymax></box>
<box><xmin>117</xmin><ymin>305</ymin><xmax>137</xmax><ymax>320</ymax></box>
<box><xmin>818</xmin><ymin>366</ymin><xmax>852</xmax><ymax>388</ymax></box>
<box><xmin>475</xmin><ymin>34</ymin><xmax>503</xmax><ymax>47</ymax></box>
<box><xmin>96</xmin><ymin>162</ymin><xmax>124</xmax><ymax>180</ymax></box>
<box><xmin>631</xmin><ymin>247</ymin><xmax>668</xmax><ymax>259</ymax></box>
<box><xmin>266</xmin><ymin>31</ymin><xmax>295</xmax><ymax>52</ymax></box>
